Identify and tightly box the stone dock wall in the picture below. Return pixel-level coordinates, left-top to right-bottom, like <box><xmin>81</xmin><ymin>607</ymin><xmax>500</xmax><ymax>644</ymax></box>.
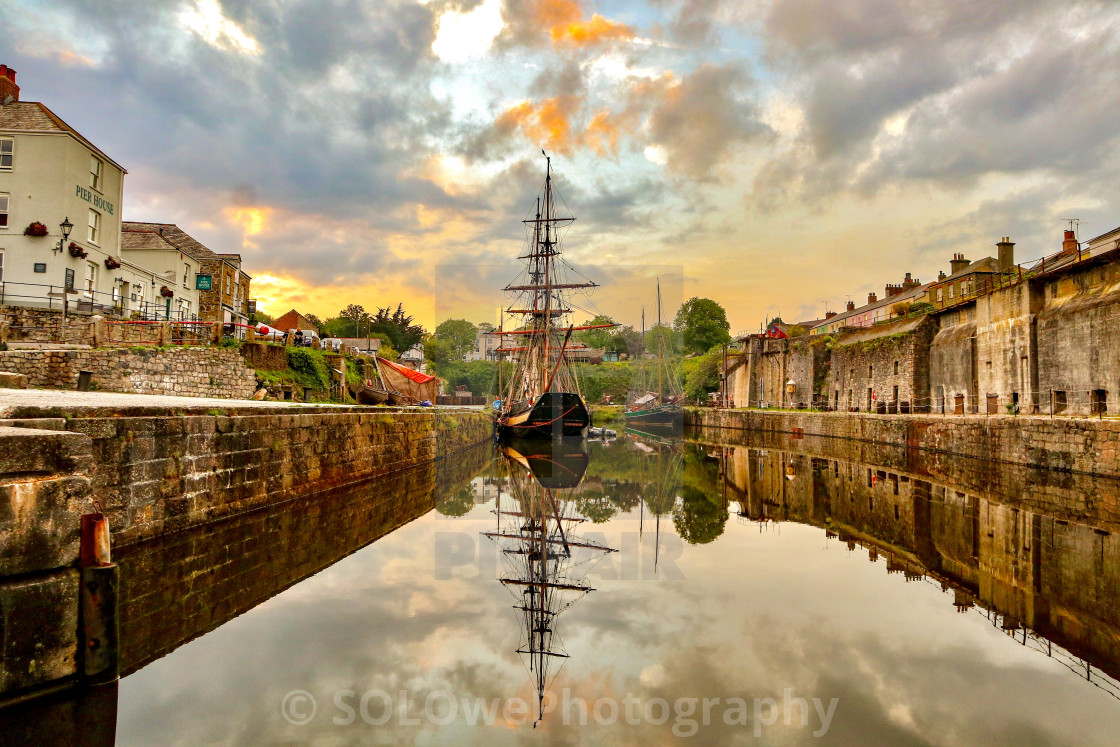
<box><xmin>686</xmin><ymin>407</ymin><xmax>1120</xmax><ymax>477</ymax></box>
<box><xmin>0</xmin><ymin>348</ymin><xmax>258</xmax><ymax>399</ymax></box>
<box><xmin>0</xmin><ymin>406</ymin><xmax>491</xmax><ymax>703</ymax></box>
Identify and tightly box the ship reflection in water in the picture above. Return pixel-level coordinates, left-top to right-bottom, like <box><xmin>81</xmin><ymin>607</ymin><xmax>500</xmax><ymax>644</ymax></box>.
<box><xmin>486</xmin><ymin>441</ymin><xmax>615</xmax><ymax>726</ymax></box>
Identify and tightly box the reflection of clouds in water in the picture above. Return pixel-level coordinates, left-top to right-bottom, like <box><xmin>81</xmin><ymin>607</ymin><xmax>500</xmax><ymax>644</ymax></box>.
<box><xmin>118</xmin><ymin>483</ymin><xmax>1120</xmax><ymax>745</ymax></box>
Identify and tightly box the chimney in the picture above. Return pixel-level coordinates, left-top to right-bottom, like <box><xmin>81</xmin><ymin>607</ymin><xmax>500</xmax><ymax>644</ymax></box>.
<box><xmin>846</xmin><ymin>300</ymin><xmax>855</xmax><ymax>312</ymax></box>
<box><xmin>996</xmin><ymin>237</ymin><xmax>1015</xmax><ymax>271</ymax></box>
<box><xmin>885</xmin><ymin>283</ymin><xmax>902</xmax><ymax>297</ymax></box>
<box><xmin>938</xmin><ymin>270</ymin><xmax>946</xmax><ymax>281</ymax></box>
<box><xmin>868</xmin><ymin>292</ymin><xmax>877</xmax><ymax>305</ymax></box>
<box><xmin>902</xmin><ymin>272</ymin><xmax>920</xmax><ymax>290</ymax></box>
<box><xmin>0</xmin><ymin>65</ymin><xmax>18</xmax><ymax>103</ymax></box>
<box><xmin>1061</xmin><ymin>230</ymin><xmax>1078</xmax><ymax>256</ymax></box>
<box><xmin>825</xmin><ymin>311</ymin><xmax>837</xmax><ymax>319</ymax></box>
<box><xmin>949</xmin><ymin>253</ymin><xmax>969</xmax><ymax>275</ymax></box>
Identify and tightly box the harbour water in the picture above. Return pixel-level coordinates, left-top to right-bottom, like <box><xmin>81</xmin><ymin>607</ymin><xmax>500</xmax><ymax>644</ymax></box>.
<box><xmin>27</xmin><ymin>430</ymin><xmax>1120</xmax><ymax>744</ymax></box>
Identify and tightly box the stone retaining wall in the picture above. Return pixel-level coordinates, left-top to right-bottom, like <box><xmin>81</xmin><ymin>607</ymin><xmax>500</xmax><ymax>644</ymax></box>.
<box><xmin>0</xmin><ymin>347</ymin><xmax>257</xmax><ymax>399</ymax></box>
<box><xmin>686</xmin><ymin>407</ymin><xmax>1120</xmax><ymax>477</ymax></box>
<box><xmin>0</xmin><ymin>306</ymin><xmax>99</xmax><ymax>345</ymax></box>
<box><xmin>1</xmin><ymin>408</ymin><xmax>492</xmax><ymax>545</ymax></box>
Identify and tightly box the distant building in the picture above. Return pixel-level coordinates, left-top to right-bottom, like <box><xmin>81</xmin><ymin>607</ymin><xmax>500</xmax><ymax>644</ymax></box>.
<box><xmin>336</xmin><ymin>337</ymin><xmax>381</xmax><ymax>355</ymax></box>
<box><xmin>271</xmin><ymin>308</ymin><xmax>319</xmax><ymax>333</ymax></box>
<box><xmin>122</xmin><ymin>222</ymin><xmax>253</xmax><ymax>333</ymax></box>
<box><xmin>465</xmin><ymin>324</ymin><xmax>502</xmax><ymax>361</ymax></box>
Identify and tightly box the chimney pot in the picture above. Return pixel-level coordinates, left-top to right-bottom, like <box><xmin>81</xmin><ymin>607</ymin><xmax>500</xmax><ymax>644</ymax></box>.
<box><xmin>846</xmin><ymin>300</ymin><xmax>855</xmax><ymax>312</ymax></box>
<box><xmin>868</xmin><ymin>292</ymin><xmax>877</xmax><ymax>305</ymax></box>
<box><xmin>1061</xmin><ymin>230</ymin><xmax>1078</xmax><ymax>255</ymax></box>
<box><xmin>996</xmin><ymin>236</ymin><xmax>1015</xmax><ymax>271</ymax></box>
<box><xmin>0</xmin><ymin>64</ymin><xmax>19</xmax><ymax>103</ymax></box>
<box><xmin>825</xmin><ymin>311</ymin><xmax>837</xmax><ymax>319</ymax></box>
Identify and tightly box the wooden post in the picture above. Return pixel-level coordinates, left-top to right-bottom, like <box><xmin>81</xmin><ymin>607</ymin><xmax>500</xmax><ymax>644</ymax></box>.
<box><xmin>90</xmin><ymin>315</ymin><xmax>106</xmax><ymax>347</ymax></box>
<box><xmin>211</xmin><ymin>321</ymin><xmax>222</xmax><ymax>345</ymax></box>
<box><xmin>158</xmin><ymin>322</ymin><xmax>170</xmax><ymax>346</ymax></box>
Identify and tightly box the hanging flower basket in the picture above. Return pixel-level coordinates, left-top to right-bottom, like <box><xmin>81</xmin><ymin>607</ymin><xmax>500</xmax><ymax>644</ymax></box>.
<box><xmin>68</xmin><ymin>242</ymin><xmax>88</xmax><ymax>259</ymax></box>
<box><xmin>104</xmin><ymin>257</ymin><xmax>121</xmax><ymax>270</ymax></box>
<box><xmin>24</xmin><ymin>221</ymin><xmax>49</xmax><ymax>237</ymax></box>
<box><xmin>160</xmin><ymin>286</ymin><xmax>174</xmax><ymax>298</ymax></box>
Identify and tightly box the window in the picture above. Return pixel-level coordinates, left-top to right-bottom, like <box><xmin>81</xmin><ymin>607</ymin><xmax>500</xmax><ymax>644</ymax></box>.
<box><xmin>936</xmin><ymin>288</ymin><xmax>943</xmax><ymax>303</ymax></box>
<box><xmin>868</xmin><ymin>365</ymin><xmax>873</xmax><ymax>377</ymax></box>
<box><xmin>85</xmin><ymin>261</ymin><xmax>97</xmax><ymax>298</ymax></box>
<box><xmin>225</xmin><ymin>274</ymin><xmax>231</xmax><ymax>294</ymax></box>
<box><xmin>0</xmin><ymin>250</ymin><xmax>4</xmax><ymax>281</ymax></box>
<box><xmin>0</xmin><ymin>138</ymin><xmax>11</xmax><ymax>170</ymax></box>
<box><xmin>88</xmin><ymin>209</ymin><xmax>101</xmax><ymax>245</ymax></box>
<box><xmin>948</xmin><ymin>284</ymin><xmax>955</xmax><ymax>300</ymax></box>
<box><xmin>90</xmin><ymin>156</ymin><xmax>103</xmax><ymax>191</ymax></box>
<box><xmin>893</xmin><ymin>385</ymin><xmax>899</xmax><ymax>402</ymax></box>
<box><xmin>1053</xmin><ymin>390</ymin><xmax>1067</xmax><ymax>414</ymax></box>
<box><xmin>893</xmin><ymin>360</ymin><xmax>899</xmax><ymax>375</ymax></box>
<box><xmin>183</xmin><ymin>262</ymin><xmax>190</xmax><ymax>287</ymax></box>
<box><xmin>0</xmin><ymin>193</ymin><xmax>8</xmax><ymax>228</ymax></box>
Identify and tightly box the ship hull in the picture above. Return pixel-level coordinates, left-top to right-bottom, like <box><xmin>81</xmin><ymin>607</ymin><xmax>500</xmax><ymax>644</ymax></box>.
<box><xmin>496</xmin><ymin>392</ymin><xmax>590</xmax><ymax>440</ymax></box>
<box><xmin>624</xmin><ymin>403</ymin><xmax>682</xmax><ymax>427</ymax></box>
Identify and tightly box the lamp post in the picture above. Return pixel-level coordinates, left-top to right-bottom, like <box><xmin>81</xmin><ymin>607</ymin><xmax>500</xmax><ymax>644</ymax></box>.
<box><xmin>55</xmin><ymin>216</ymin><xmax>73</xmax><ymax>253</ymax></box>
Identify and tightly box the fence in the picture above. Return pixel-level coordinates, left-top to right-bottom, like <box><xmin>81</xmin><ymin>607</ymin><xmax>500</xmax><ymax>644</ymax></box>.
<box><xmin>0</xmin><ymin>280</ymin><xmax>199</xmax><ymax>322</ymax></box>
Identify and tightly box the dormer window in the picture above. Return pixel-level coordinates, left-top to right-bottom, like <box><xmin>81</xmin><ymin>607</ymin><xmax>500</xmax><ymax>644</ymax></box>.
<box><xmin>90</xmin><ymin>156</ymin><xmax>103</xmax><ymax>191</ymax></box>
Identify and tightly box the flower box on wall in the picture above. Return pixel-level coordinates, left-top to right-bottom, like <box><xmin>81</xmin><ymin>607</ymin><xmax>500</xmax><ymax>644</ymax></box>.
<box><xmin>104</xmin><ymin>257</ymin><xmax>121</xmax><ymax>270</ymax></box>
<box><xmin>24</xmin><ymin>221</ymin><xmax>48</xmax><ymax>237</ymax></box>
<box><xmin>68</xmin><ymin>242</ymin><xmax>88</xmax><ymax>259</ymax></box>
<box><xmin>160</xmin><ymin>286</ymin><xmax>174</xmax><ymax>298</ymax></box>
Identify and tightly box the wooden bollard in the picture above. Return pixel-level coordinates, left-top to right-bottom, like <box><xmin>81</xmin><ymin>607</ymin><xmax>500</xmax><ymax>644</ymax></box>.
<box><xmin>80</xmin><ymin>512</ymin><xmax>119</xmax><ymax>685</ymax></box>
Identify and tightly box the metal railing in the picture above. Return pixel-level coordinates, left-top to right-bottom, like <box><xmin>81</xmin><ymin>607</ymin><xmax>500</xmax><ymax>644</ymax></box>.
<box><xmin>0</xmin><ymin>280</ymin><xmax>198</xmax><ymax>322</ymax></box>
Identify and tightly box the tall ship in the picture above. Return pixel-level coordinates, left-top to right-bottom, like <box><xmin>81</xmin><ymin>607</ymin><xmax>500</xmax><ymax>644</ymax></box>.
<box><xmin>625</xmin><ymin>279</ymin><xmax>684</xmax><ymax>431</ymax></box>
<box><xmin>494</xmin><ymin>154</ymin><xmax>612</xmax><ymax>439</ymax></box>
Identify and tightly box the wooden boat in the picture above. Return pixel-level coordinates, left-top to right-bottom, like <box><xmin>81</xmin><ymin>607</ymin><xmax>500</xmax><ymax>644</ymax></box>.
<box><xmin>625</xmin><ymin>278</ymin><xmax>682</xmax><ymax>431</ymax></box>
<box><xmin>357</xmin><ymin>387</ymin><xmax>389</xmax><ymax>405</ymax></box>
<box><xmin>385</xmin><ymin>390</ymin><xmax>408</xmax><ymax>406</ymax></box>
<box><xmin>493</xmin><ymin>153</ymin><xmax>612</xmax><ymax>440</ymax></box>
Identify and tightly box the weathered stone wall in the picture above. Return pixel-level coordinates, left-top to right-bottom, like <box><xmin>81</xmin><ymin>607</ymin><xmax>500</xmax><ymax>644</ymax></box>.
<box><xmin>929</xmin><ymin>305</ymin><xmax>977</xmax><ymax>414</ymax></box>
<box><xmin>0</xmin><ymin>306</ymin><xmax>100</xmax><ymax>345</ymax></box>
<box><xmin>687</xmin><ymin>407</ymin><xmax>1120</xmax><ymax>477</ymax></box>
<box><xmin>826</xmin><ymin>317</ymin><xmax>936</xmax><ymax>413</ymax></box>
<box><xmin>239</xmin><ymin>340</ymin><xmax>288</xmax><ymax>371</ymax></box>
<box><xmin>727</xmin><ymin>337</ymin><xmax>826</xmax><ymax>408</ymax></box>
<box><xmin>0</xmin><ymin>347</ymin><xmax>258</xmax><ymax>399</ymax></box>
<box><xmin>1035</xmin><ymin>260</ymin><xmax>1120</xmax><ymax>416</ymax></box>
<box><xmin>0</xmin><ymin>426</ymin><xmax>93</xmax><ymax>698</ymax></box>
<box><xmin>0</xmin><ymin>407</ymin><xmax>492</xmax><ymax>545</ymax></box>
<box><xmin>974</xmin><ymin>282</ymin><xmax>1037</xmax><ymax>414</ymax></box>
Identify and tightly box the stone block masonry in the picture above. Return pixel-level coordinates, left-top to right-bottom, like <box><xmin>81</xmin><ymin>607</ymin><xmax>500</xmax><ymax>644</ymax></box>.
<box><xmin>0</xmin><ymin>347</ymin><xmax>257</xmax><ymax>399</ymax></box>
<box><xmin>687</xmin><ymin>407</ymin><xmax>1120</xmax><ymax>478</ymax></box>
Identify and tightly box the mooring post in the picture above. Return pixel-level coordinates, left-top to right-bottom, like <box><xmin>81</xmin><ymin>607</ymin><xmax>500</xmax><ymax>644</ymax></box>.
<box><xmin>80</xmin><ymin>510</ymin><xmax>119</xmax><ymax>686</ymax></box>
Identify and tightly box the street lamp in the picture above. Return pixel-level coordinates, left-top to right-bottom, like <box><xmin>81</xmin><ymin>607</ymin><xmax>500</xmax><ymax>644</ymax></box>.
<box><xmin>55</xmin><ymin>216</ymin><xmax>73</xmax><ymax>253</ymax></box>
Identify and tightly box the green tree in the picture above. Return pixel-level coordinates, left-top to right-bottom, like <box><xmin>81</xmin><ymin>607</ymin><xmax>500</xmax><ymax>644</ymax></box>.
<box><xmin>424</xmin><ymin>337</ymin><xmax>455</xmax><ymax>367</ymax></box>
<box><xmin>673</xmin><ymin>297</ymin><xmax>731</xmax><ymax>355</ymax></box>
<box><xmin>609</xmin><ymin>325</ymin><xmax>643</xmax><ymax>356</ymax></box>
<box><xmin>681</xmin><ymin>351</ymin><xmax>721</xmax><ymax>401</ymax></box>
<box><xmin>304</xmin><ymin>313</ymin><xmax>324</xmax><ymax>331</ymax></box>
<box><xmin>435</xmin><ymin>319</ymin><xmax>478</xmax><ymax>360</ymax></box>
<box><xmin>370</xmin><ymin>303</ymin><xmax>425</xmax><ymax>352</ymax></box>
<box><xmin>644</xmin><ymin>324</ymin><xmax>681</xmax><ymax>356</ymax></box>
<box><xmin>574</xmin><ymin>315</ymin><xmax>615</xmax><ymax>350</ymax></box>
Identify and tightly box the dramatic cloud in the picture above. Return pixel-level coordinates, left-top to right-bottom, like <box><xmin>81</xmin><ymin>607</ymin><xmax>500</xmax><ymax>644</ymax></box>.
<box><xmin>2</xmin><ymin>0</ymin><xmax>1118</xmax><ymax>329</ymax></box>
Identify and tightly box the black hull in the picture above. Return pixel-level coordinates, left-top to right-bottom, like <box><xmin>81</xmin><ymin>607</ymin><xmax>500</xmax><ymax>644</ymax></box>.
<box><xmin>496</xmin><ymin>392</ymin><xmax>590</xmax><ymax>440</ymax></box>
<box><xmin>624</xmin><ymin>406</ymin><xmax>682</xmax><ymax>427</ymax></box>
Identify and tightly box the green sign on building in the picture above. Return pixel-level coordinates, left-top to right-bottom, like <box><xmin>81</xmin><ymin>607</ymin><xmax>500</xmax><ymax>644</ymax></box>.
<box><xmin>196</xmin><ymin>274</ymin><xmax>212</xmax><ymax>291</ymax></box>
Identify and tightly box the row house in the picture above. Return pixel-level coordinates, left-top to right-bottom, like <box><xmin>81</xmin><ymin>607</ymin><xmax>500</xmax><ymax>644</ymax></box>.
<box><xmin>0</xmin><ymin>65</ymin><xmax>200</xmax><ymax>318</ymax></box>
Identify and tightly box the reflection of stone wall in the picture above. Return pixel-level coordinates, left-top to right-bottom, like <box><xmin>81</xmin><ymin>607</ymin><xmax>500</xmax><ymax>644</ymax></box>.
<box><xmin>116</xmin><ymin>443</ymin><xmax>491</xmax><ymax>675</ymax></box>
<box><xmin>0</xmin><ymin>347</ymin><xmax>257</xmax><ymax>399</ymax></box>
<box><xmin>688</xmin><ymin>407</ymin><xmax>1120</xmax><ymax>477</ymax></box>
<box><xmin>708</xmin><ymin>434</ymin><xmax>1120</xmax><ymax>675</ymax></box>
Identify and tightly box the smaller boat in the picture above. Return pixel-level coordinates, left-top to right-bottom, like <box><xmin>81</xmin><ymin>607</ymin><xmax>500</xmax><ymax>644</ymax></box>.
<box><xmin>385</xmin><ymin>390</ymin><xmax>409</xmax><ymax>406</ymax></box>
<box><xmin>625</xmin><ymin>279</ymin><xmax>682</xmax><ymax>432</ymax></box>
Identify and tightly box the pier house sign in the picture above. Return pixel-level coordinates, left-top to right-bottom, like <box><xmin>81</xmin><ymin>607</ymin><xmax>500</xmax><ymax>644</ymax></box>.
<box><xmin>196</xmin><ymin>274</ymin><xmax>212</xmax><ymax>291</ymax></box>
<box><xmin>75</xmin><ymin>186</ymin><xmax>114</xmax><ymax>215</ymax></box>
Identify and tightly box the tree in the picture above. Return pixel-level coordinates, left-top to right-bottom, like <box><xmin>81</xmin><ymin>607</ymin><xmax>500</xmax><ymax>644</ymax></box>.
<box><xmin>644</xmin><ymin>324</ymin><xmax>681</xmax><ymax>356</ymax></box>
<box><xmin>608</xmin><ymin>325</ymin><xmax>643</xmax><ymax>356</ymax></box>
<box><xmin>436</xmin><ymin>487</ymin><xmax>475</xmax><ymax>517</ymax></box>
<box><xmin>304</xmin><ymin>313</ymin><xmax>324</xmax><ymax>331</ymax></box>
<box><xmin>673</xmin><ymin>297</ymin><xmax>731</xmax><ymax>355</ymax></box>
<box><xmin>435</xmin><ymin>319</ymin><xmax>478</xmax><ymax>360</ymax></box>
<box><xmin>370</xmin><ymin>303</ymin><xmax>425</xmax><ymax>353</ymax></box>
<box><xmin>681</xmin><ymin>351</ymin><xmax>721</xmax><ymax>401</ymax></box>
<box><xmin>424</xmin><ymin>337</ymin><xmax>455</xmax><ymax>367</ymax></box>
<box><xmin>574</xmin><ymin>315</ymin><xmax>615</xmax><ymax>350</ymax></box>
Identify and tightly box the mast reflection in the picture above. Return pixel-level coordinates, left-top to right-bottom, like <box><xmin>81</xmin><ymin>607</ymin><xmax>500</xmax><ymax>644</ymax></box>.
<box><xmin>485</xmin><ymin>440</ymin><xmax>616</xmax><ymax>726</ymax></box>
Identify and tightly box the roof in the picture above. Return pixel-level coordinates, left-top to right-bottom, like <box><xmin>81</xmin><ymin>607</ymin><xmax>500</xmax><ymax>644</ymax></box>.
<box><xmin>931</xmin><ymin>256</ymin><xmax>999</xmax><ymax>285</ymax></box>
<box><xmin>337</xmin><ymin>338</ymin><xmax>382</xmax><ymax>350</ymax></box>
<box><xmin>811</xmin><ymin>281</ymin><xmax>931</xmax><ymax>331</ymax></box>
<box><xmin>122</xmin><ymin>222</ymin><xmax>216</xmax><ymax>262</ymax></box>
<box><xmin>121</xmin><ymin>230</ymin><xmax>182</xmax><ymax>254</ymax></box>
<box><xmin>0</xmin><ymin>101</ymin><xmax>126</xmax><ymax>172</ymax></box>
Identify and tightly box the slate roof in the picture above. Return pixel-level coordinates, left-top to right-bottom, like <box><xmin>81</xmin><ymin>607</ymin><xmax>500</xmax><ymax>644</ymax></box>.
<box><xmin>0</xmin><ymin>101</ymin><xmax>126</xmax><ymax>171</ymax></box>
<box><xmin>121</xmin><ymin>222</ymin><xmax>217</xmax><ymax>262</ymax></box>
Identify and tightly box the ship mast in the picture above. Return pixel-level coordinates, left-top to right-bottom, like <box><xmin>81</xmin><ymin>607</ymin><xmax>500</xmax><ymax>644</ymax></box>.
<box><xmin>657</xmin><ymin>278</ymin><xmax>663</xmax><ymax>404</ymax></box>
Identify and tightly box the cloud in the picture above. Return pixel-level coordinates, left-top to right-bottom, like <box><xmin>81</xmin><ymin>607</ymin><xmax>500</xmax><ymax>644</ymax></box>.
<box><xmin>499</xmin><ymin>0</ymin><xmax>635</xmax><ymax>49</ymax></box>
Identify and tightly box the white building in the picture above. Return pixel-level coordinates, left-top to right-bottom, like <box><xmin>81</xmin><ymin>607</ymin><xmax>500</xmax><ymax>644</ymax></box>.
<box><xmin>465</xmin><ymin>324</ymin><xmax>502</xmax><ymax>361</ymax></box>
<box><xmin>0</xmin><ymin>64</ymin><xmax>199</xmax><ymax>318</ymax></box>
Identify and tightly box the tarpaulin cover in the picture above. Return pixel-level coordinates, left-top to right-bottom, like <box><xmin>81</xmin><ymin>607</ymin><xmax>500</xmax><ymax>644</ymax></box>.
<box><xmin>376</xmin><ymin>357</ymin><xmax>439</xmax><ymax>403</ymax></box>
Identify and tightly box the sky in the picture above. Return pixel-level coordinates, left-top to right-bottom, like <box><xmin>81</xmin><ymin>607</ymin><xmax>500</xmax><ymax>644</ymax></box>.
<box><xmin>4</xmin><ymin>0</ymin><xmax>1120</xmax><ymax>332</ymax></box>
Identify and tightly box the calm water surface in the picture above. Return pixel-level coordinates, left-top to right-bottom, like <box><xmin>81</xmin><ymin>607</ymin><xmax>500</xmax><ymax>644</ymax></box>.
<box><xmin>109</xmin><ymin>430</ymin><xmax>1120</xmax><ymax>745</ymax></box>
